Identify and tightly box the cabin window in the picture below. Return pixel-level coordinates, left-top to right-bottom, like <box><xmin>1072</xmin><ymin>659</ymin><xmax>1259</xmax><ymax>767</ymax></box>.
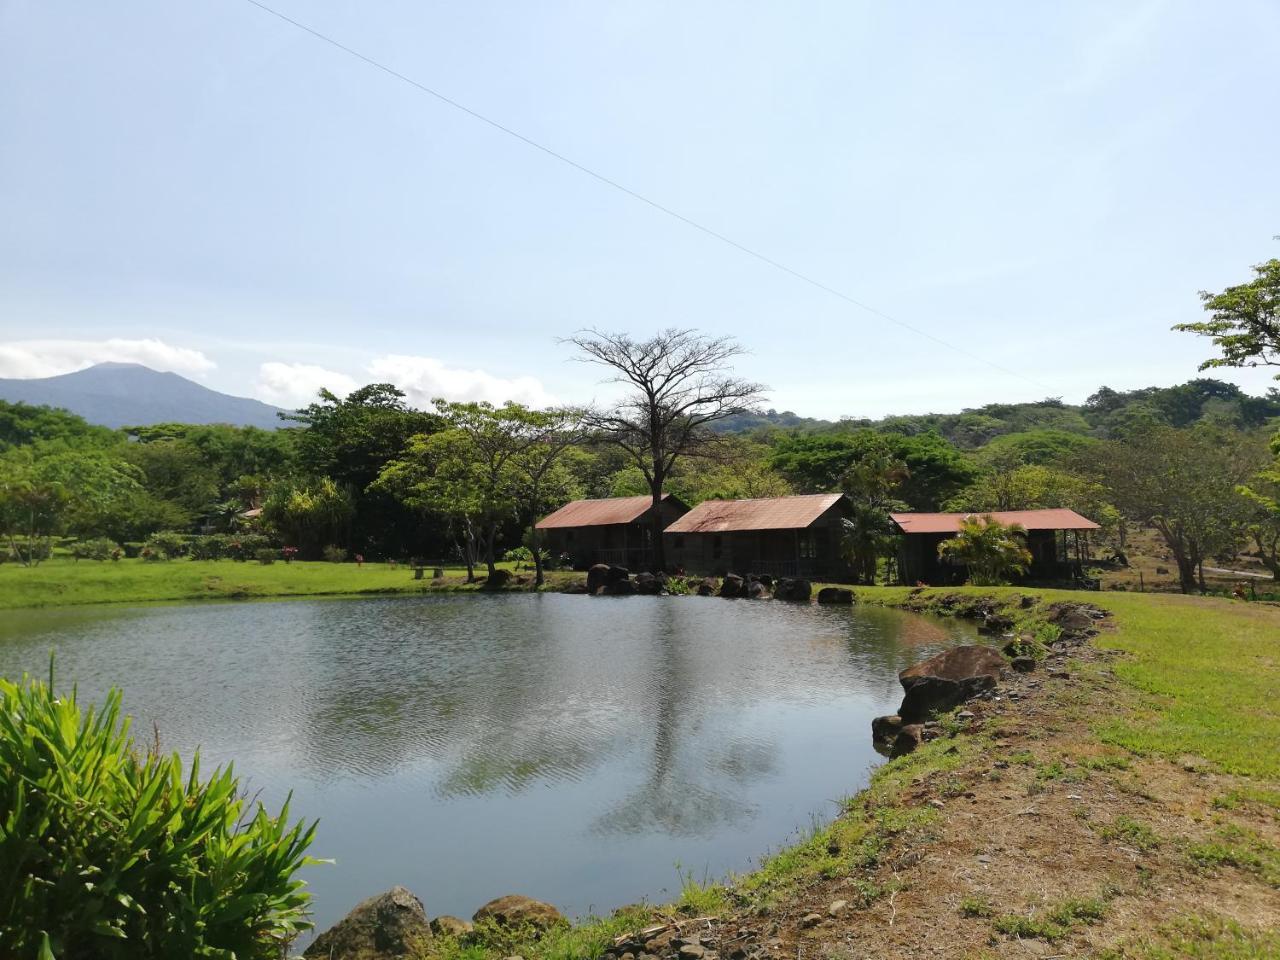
<box><xmin>674</xmin><ymin>536</ymin><xmax>684</xmax><ymax>550</ymax></box>
<box><xmin>565</xmin><ymin>531</ymin><xmax>574</xmax><ymax>543</ymax></box>
<box><xmin>712</xmin><ymin>535</ymin><xmax>722</xmax><ymax>559</ymax></box>
<box><xmin>798</xmin><ymin>533</ymin><xmax>817</xmax><ymax>560</ymax></box>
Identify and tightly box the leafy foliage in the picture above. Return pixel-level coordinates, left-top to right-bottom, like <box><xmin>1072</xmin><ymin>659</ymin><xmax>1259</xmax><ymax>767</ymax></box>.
<box><xmin>937</xmin><ymin>515</ymin><xmax>1032</xmax><ymax>586</ymax></box>
<box><xmin>0</xmin><ymin>668</ymin><xmax>319</xmax><ymax>959</ymax></box>
<box><xmin>1175</xmin><ymin>257</ymin><xmax>1280</xmax><ymax>376</ymax></box>
<box><xmin>1092</xmin><ymin>426</ymin><xmax>1263</xmax><ymax>592</ymax></box>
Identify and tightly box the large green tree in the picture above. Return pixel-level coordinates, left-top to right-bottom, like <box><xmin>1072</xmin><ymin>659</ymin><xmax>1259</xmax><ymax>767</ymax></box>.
<box><xmin>838</xmin><ymin>442</ymin><xmax>909</xmax><ymax>584</ymax></box>
<box><xmin>284</xmin><ymin>384</ymin><xmax>443</xmax><ymax>557</ymax></box>
<box><xmin>769</xmin><ymin>430</ymin><xmax>974</xmax><ymax>509</ymax></box>
<box><xmin>1093</xmin><ymin>426</ymin><xmax>1262</xmax><ymax>593</ymax></box>
<box><xmin>1175</xmin><ymin>256</ymin><xmax>1280</xmax><ymax>376</ymax></box>
<box><xmin>375</xmin><ymin>401</ymin><xmax>563</xmax><ymax>580</ymax></box>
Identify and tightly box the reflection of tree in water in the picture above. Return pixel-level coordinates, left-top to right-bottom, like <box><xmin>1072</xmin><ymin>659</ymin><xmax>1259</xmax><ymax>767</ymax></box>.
<box><xmin>294</xmin><ymin>596</ymin><xmax>962</xmax><ymax>813</ymax></box>
<box><xmin>590</xmin><ymin>603</ymin><xmax>779</xmax><ymax>838</ymax></box>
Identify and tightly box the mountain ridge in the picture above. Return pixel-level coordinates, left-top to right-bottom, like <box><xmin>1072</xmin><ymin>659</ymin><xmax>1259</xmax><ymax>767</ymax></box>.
<box><xmin>0</xmin><ymin>363</ymin><xmax>286</xmax><ymax>429</ymax></box>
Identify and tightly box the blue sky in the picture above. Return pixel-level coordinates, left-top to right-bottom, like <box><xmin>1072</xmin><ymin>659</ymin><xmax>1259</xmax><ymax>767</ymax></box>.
<box><xmin>2</xmin><ymin>0</ymin><xmax>1278</xmax><ymax>417</ymax></box>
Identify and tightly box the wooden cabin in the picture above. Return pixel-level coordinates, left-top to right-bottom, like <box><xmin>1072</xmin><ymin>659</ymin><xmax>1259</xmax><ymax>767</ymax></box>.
<box><xmin>891</xmin><ymin>509</ymin><xmax>1101</xmax><ymax>585</ymax></box>
<box><xmin>536</xmin><ymin>494</ymin><xmax>689</xmax><ymax>571</ymax></box>
<box><xmin>663</xmin><ymin>494</ymin><xmax>854</xmax><ymax>580</ymax></box>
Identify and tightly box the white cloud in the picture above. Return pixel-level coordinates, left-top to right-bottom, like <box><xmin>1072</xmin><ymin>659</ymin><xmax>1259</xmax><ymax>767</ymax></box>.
<box><xmin>254</xmin><ymin>362</ymin><xmax>359</xmax><ymax>409</ymax></box>
<box><xmin>253</xmin><ymin>354</ymin><xmax>558</xmax><ymax>410</ymax></box>
<box><xmin>0</xmin><ymin>338</ymin><xmax>216</xmax><ymax>379</ymax></box>
<box><xmin>365</xmin><ymin>354</ymin><xmax>558</xmax><ymax>408</ymax></box>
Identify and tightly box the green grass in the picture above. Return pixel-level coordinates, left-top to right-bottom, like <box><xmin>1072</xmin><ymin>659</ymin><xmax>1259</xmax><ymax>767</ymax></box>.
<box><xmin>991</xmin><ymin>894</ymin><xmax>1108</xmax><ymax>943</ymax></box>
<box><xmin>1086</xmin><ymin>593</ymin><xmax>1280</xmax><ymax>779</ymax></box>
<box><xmin>0</xmin><ymin>558</ymin><xmax>578</xmax><ymax>609</ymax></box>
<box><xmin>1099</xmin><ymin>914</ymin><xmax>1280</xmax><ymax>959</ymax></box>
<box><xmin>846</xmin><ymin>587</ymin><xmax>1280</xmax><ymax>780</ymax></box>
<box><xmin>1186</xmin><ymin>825</ymin><xmax>1280</xmax><ymax>887</ymax></box>
<box><xmin>1099</xmin><ymin>815</ymin><xmax>1162</xmax><ymax>852</ymax></box>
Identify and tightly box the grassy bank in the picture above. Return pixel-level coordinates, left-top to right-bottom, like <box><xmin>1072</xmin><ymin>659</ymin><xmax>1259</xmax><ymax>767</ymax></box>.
<box><xmin>0</xmin><ymin>558</ymin><xmax>579</xmax><ymax>609</ymax></box>
<box><xmin>406</xmin><ymin>588</ymin><xmax>1280</xmax><ymax>960</ymax></box>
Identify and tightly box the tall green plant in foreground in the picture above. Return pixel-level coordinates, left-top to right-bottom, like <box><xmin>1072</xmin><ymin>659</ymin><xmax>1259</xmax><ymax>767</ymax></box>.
<box><xmin>0</xmin><ymin>667</ymin><xmax>320</xmax><ymax>959</ymax></box>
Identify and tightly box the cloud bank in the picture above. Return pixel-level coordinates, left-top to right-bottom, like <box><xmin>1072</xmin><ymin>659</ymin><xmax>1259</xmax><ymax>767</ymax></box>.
<box><xmin>254</xmin><ymin>355</ymin><xmax>558</xmax><ymax>410</ymax></box>
<box><xmin>254</xmin><ymin>362</ymin><xmax>360</xmax><ymax>409</ymax></box>
<box><xmin>0</xmin><ymin>338</ymin><xmax>216</xmax><ymax>379</ymax></box>
<box><xmin>366</xmin><ymin>354</ymin><xmax>558</xmax><ymax>409</ymax></box>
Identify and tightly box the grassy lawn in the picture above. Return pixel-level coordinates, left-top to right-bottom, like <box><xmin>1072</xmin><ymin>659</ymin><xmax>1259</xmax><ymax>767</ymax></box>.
<box><xmin>0</xmin><ymin>557</ymin><xmax>575</xmax><ymax>609</ymax></box>
<box><xmin>847</xmin><ymin>586</ymin><xmax>1280</xmax><ymax>779</ymax></box>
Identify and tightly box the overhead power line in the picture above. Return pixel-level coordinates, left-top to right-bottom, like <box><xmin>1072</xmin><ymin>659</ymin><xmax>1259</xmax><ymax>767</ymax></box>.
<box><xmin>239</xmin><ymin>0</ymin><xmax>1045</xmax><ymax>390</ymax></box>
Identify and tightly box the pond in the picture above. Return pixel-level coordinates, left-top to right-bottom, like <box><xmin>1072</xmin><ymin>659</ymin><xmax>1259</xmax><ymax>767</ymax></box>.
<box><xmin>0</xmin><ymin>593</ymin><xmax>975</xmax><ymax>935</ymax></box>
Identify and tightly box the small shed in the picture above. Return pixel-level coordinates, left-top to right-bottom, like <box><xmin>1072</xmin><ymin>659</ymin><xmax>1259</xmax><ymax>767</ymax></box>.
<box><xmin>663</xmin><ymin>493</ymin><xmax>853</xmax><ymax>580</ymax></box>
<box><xmin>536</xmin><ymin>494</ymin><xmax>689</xmax><ymax>571</ymax></box>
<box><xmin>891</xmin><ymin>509</ymin><xmax>1101</xmax><ymax>585</ymax></box>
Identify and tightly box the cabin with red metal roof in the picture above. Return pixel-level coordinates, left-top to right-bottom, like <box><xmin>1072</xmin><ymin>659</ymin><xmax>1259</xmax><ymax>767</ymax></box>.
<box><xmin>890</xmin><ymin>509</ymin><xmax>1100</xmax><ymax>585</ymax></box>
<box><xmin>663</xmin><ymin>493</ymin><xmax>853</xmax><ymax>580</ymax></box>
<box><xmin>536</xmin><ymin>494</ymin><xmax>689</xmax><ymax>570</ymax></box>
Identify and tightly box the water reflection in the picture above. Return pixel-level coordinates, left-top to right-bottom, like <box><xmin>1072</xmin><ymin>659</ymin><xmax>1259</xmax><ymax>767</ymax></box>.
<box><xmin>0</xmin><ymin>594</ymin><xmax>973</xmax><ymax>930</ymax></box>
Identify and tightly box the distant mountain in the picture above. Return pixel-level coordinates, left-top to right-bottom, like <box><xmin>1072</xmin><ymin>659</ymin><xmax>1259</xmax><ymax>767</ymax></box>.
<box><xmin>0</xmin><ymin>363</ymin><xmax>286</xmax><ymax>429</ymax></box>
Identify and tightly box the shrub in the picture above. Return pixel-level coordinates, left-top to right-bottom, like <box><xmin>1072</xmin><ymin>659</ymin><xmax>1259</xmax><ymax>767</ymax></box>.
<box><xmin>227</xmin><ymin>534</ymin><xmax>274</xmax><ymax>562</ymax></box>
<box><xmin>69</xmin><ymin>538</ymin><xmax>121</xmax><ymax>562</ymax></box>
<box><xmin>281</xmin><ymin>546</ymin><xmax>298</xmax><ymax>564</ymax></box>
<box><xmin>322</xmin><ymin>544</ymin><xmax>347</xmax><ymax>563</ymax></box>
<box><xmin>142</xmin><ymin>531</ymin><xmax>188</xmax><ymax>560</ymax></box>
<box><xmin>255</xmin><ymin>547</ymin><xmax>278</xmax><ymax>565</ymax></box>
<box><xmin>0</xmin><ymin>667</ymin><xmax>319</xmax><ymax>958</ymax></box>
<box><xmin>7</xmin><ymin>538</ymin><xmax>52</xmax><ymax>564</ymax></box>
<box><xmin>188</xmin><ymin>534</ymin><xmax>231</xmax><ymax>561</ymax></box>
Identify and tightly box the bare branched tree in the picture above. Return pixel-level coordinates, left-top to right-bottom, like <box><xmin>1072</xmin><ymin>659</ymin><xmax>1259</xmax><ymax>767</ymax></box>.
<box><xmin>565</xmin><ymin>328</ymin><xmax>766</xmax><ymax>571</ymax></box>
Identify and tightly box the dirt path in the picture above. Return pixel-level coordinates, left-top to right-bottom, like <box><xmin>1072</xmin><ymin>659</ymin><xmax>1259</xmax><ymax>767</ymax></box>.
<box><xmin>606</xmin><ymin>620</ymin><xmax>1280</xmax><ymax>959</ymax></box>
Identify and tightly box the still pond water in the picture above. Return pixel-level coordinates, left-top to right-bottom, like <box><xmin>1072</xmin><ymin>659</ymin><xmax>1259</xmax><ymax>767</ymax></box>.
<box><xmin>0</xmin><ymin>594</ymin><xmax>974</xmax><ymax>934</ymax></box>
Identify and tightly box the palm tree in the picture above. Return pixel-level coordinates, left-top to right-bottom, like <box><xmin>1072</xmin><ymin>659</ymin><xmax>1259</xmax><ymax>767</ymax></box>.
<box><xmin>937</xmin><ymin>515</ymin><xmax>1032</xmax><ymax>586</ymax></box>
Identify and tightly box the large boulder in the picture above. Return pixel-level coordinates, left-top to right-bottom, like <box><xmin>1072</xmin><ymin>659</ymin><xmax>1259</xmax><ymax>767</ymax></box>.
<box><xmin>483</xmin><ymin>569</ymin><xmax>513</xmax><ymax>590</ymax></box>
<box><xmin>871</xmin><ymin>714</ymin><xmax>903</xmax><ymax>744</ymax></box>
<box><xmin>304</xmin><ymin>886</ymin><xmax>431</xmax><ymax>959</ymax></box>
<box><xmin>775</xmin><ymin>578</ymin><xmax>812</xmax><ymax>602</ymax></box>
<box><xmin>635</xmin><ymin>572</ymin><xmax>663</xmax><ymax>595</ymax></box>
<box><xmin>817</xmin><ymin>587</ymin><xmax>854</xmax><ymax>604</ymax></box>
<box><xmin>696</xmin><ymin>577</ymin><xmax>717</xmax><ymax>596</ymax></box>
<box><xmin>719</xmin><ymin>574</ymin><xmax>745</xmax><ymax>598</ymax></box>
<box><xmin>586</xmin><ymin>564</ymin><xmax>611</xmax><ymax>594</ymax></box>
<box><xmin>890</xmin><ymin>723</ymin><xmax>925</xmax><ymax>758</ymax></box>
<box><xmin>746</xmin><ymin>579</ymin><xmax>771</xmax><ymax>599</ymax></box>
<box><xmin>606</xmin><ymin>564</ymin><xmax>630</xmax><ymax>584</ymax></box>
<box><xmin>472</xmin><ymin>895</ymin><xmax>566</xmax><ymax>931</ymax></box>
<box><xmin>600</xmin><ymin>578</ymin><xmax>637</xmax><ymax>596</ymax></box>
<box><xmin>896</xmin><ymin>644</ymin><xmax>1006</xmax><ymax>723</ymax></box>
<box><xmin>430</xmin><ymin>916</ymin><xmax>474</xmax><ymax>938</ymax></box>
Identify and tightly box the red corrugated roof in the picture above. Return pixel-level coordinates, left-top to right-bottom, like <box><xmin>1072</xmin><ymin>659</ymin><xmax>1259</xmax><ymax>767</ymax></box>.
<box><xmin>890</xmin><ymin>509</ymin><xmax>1100</xmax><ymax>534</ymax></box>
<box><xmin>664</xmin><ymin>494</ymin><xmax>848</xmax><ymax>534</ymax></box>
<box><xmin>536</xmin><ymin>494</ymin><xmax>678</xmax><ymax>529</ymax></box>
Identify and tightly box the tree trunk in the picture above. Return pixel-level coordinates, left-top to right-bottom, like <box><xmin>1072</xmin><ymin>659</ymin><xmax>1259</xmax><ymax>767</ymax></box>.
<box><xmin>458</xmin><ymin>521</ymin><xmax>477</xmax><ymax>582</ymax></box>
<box><xmin>530</xmin><ymin>523</ymin><xmax>544</xmax><ymax>586</ymax></box>
<box><xmin>649</xmin><ymin>477</ymin><xmax>666</xmax><ymax>573</ymax></box>
<box><xmin>1174</xmin><ymin>555</ymin><xmax>1196</xmax><ymax>594</ymax></box>
<box><xmin>483</xmin><ymin>521</ymin><xmax>498</xmax><ymax>578</ymax></box>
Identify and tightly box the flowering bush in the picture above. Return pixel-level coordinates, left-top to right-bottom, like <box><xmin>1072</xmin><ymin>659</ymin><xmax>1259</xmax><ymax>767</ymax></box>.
<box><xmin>70</xmin><ymin>538</ymin><xmax>120</xmax><ymax>562</ymax></box>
